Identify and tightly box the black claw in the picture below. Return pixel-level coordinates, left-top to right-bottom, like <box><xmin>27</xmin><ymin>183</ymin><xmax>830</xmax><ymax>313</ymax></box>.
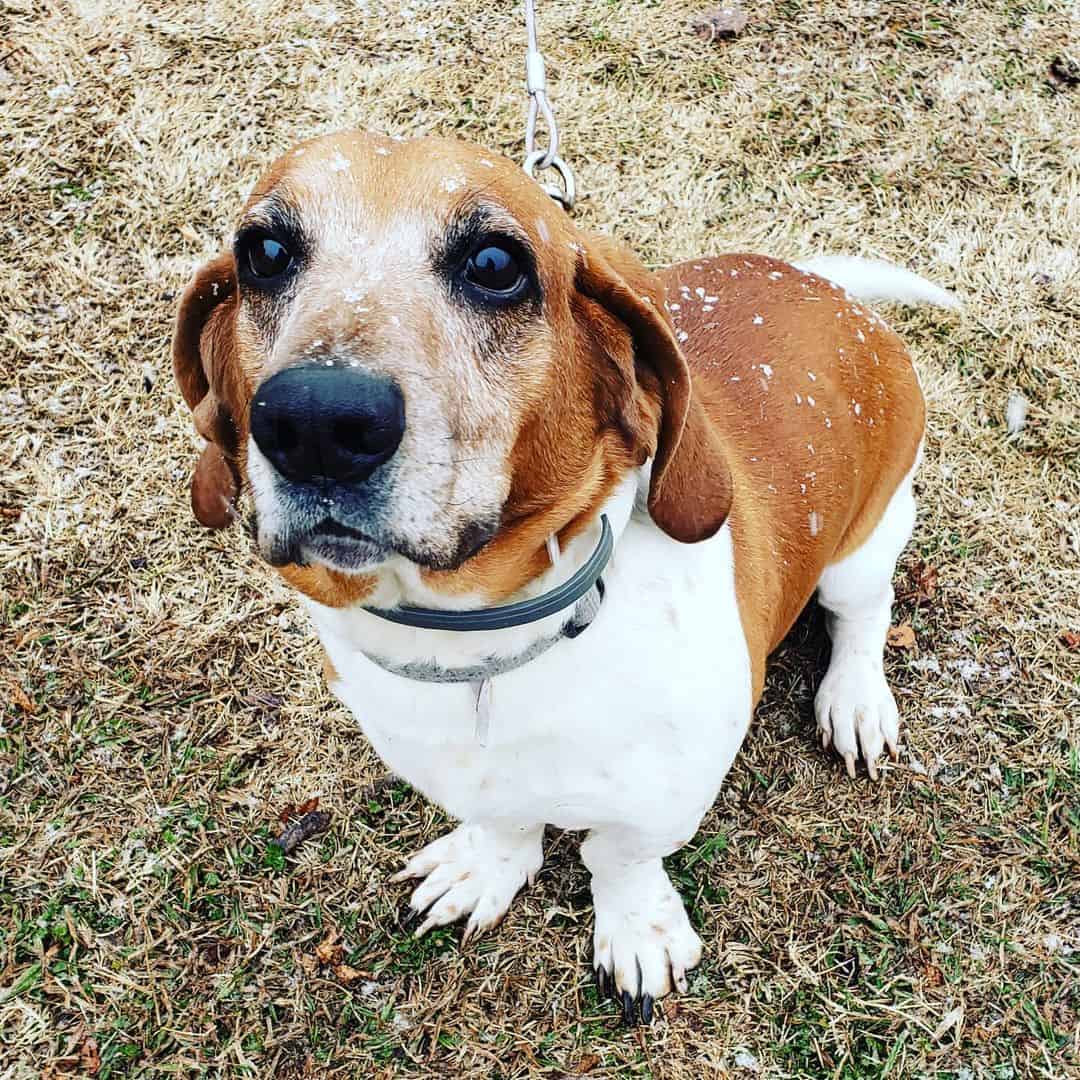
<box><xmin>621</xmin><ymin>989</ymin><xmax>637</xmax><ymax>1026</ymax></box>
<box><xmin>641</xmin><ymin>994</ymin><xmax>654</xmax><ymax>1025</ymax></box>
<box><xmin>596</xmin><ymin>966</ymin><xmax>608</xmax><ymax>997</ymax></box>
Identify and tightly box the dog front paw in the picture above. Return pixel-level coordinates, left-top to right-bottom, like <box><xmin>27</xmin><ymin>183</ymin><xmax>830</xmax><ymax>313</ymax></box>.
<box><xmin>391</xmin><ymin>823</ymin><xmax>543</xmax><ymax>939</ymax></box>
<box><xmin>591</xmin><ymin>869</ymin><xmax>702</xmax><ymax>1024</ymax></box>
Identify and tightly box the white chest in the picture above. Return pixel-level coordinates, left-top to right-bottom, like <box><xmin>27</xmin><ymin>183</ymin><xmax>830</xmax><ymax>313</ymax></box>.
<box><xmin>309</xmin><ymin>517</ymin><xmax>753</xmax><ymax>840</ymax></box>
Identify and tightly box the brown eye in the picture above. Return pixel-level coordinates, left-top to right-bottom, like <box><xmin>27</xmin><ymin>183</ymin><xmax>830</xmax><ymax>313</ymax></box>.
<box><xmin>465</xmin><ymin>244</ymin><xmax>524</xmax><ymax>295</ymax></box>
<box><xmin>238</xmin><ymin>231</ymin><xmax>294</xmax><ymax>282</ymax></box>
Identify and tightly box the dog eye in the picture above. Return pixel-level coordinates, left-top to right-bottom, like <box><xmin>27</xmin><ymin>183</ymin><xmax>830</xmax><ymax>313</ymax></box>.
<box><xmin>239</xmin><ymin>232</ymin><xmax>294</xmax><ymax>282</ymax></box>
<box><xmin>465</xmin><ymin>243</ymin><xmax>525</xmax><ymax>295</ymax></box>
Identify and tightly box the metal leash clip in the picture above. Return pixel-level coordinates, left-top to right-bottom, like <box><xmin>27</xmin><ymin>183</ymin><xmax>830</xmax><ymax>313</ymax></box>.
<box><xmin>522</xmin><ymin>0</ymin><xmax>576</xmax><ymax>210</ymax></box>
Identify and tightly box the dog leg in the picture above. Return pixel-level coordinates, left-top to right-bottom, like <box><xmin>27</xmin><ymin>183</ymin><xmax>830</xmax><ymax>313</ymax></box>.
<box><xmin>814</xmin><ymin>461</ymin><xmax>918</xmax><ymax>778</ymax></box>
<box><xmin>392</xmin><ymin>822</ymin><xmax>544</xmax><ymax>939</ymax></box>
<box><xmin>582</xmin><ymin>827</ymin><xmax>702</xmax><ymax>1024</ymax></box>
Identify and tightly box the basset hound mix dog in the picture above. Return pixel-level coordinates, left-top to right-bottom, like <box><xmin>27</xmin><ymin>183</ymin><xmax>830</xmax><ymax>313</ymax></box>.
<box><xmin>173</xmin><ymin>130</ymin><xmax>955</xmax><ymax>1024</ymax></box>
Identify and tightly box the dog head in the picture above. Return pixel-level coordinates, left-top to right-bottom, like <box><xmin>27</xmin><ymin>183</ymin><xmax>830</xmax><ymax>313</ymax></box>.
<box><xmin>173</xmin><ymin>131</ymin><xmax>730</xmax><ymax>604</ymax></box>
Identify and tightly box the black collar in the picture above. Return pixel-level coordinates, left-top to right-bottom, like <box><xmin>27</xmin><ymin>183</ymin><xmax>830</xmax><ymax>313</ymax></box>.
<box><xmin>363</xmin><ymin>515</ymin><xmax>613</xmax><ymax>632</ymax></box>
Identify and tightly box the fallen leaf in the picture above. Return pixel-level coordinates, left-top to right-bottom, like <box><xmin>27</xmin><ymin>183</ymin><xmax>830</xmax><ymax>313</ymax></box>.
<box><xmin>279</xmin><ymin>795</ymin><xmax>320</xmax><ymax>823</ymax></box>
<box><xmin>1060</xmin><ymin>631</ymin><xmax>1080</xmax><ymax>651</ymax></box>
<box><xmin>932</xmin><ymin>1004</ymin><xmax>964</xmax><ymax>1041</ymax></box>
<box><xmin>887</xmin><ymin>623</ymin><xmax>916</xmax><ymax>650</ymax></box>
<box><xmin>1048</xmin><ymin>54</ymin><xmax>1079</xmax><ymax>89</ymax></box>
<box><xmin>333</xmin><ymin>963</ymin><xmax>374</xmax><ymax>984</ymax></box>
<box><xmin>923</xmin><ymin>963</ymin><xmax>943</xmax><ymax>987</ymax></box>
<box><xmin>8</xmin><ymin>680</ymin><xmax>35</xmax><ymax>714</ymax></box>
<box><xmin>912</xmin><ymin>562</ymin><xmax>938</xmax><ymax>603</ymax></box>
<box><xmin>315</xmin><ymin>934</ymin><xmax>342</xmax><ymax>966</ymax></box>
<box><xmin>899</xmin><ymin>561</ymin><xmax>938</xmax><ymax>605</ymax></box>
<box><xmin>80</xmin><ymin>1035</ymin><xmax>101</xmax><ymax>1075</ymax></box>
<box><xmin>691</xmin><ymin>5</ymin><xmax>748</xmax><ymax>42</ymax></box>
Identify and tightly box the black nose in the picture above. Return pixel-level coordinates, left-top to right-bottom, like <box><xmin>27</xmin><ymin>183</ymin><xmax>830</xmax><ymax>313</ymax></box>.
<box><xmin>250</xmin><ymin>365</ymin><xmax>405</xmax><ymax>485</ymax></box>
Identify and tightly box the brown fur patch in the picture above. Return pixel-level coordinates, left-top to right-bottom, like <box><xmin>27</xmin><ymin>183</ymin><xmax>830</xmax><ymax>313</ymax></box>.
<box><xmin>276</xmin><ymin>564</ymin><xmax>377</xmax><ymax>609</ymax></box>
<box><xmin>658</xmin><ymin>254</ymin><xmax>925</xmax><ymax>699</ymax></box>
<box><xmin>321</xmin><ymin>647</ymin><xmax>339</xmax><ymax>684</ymax></box>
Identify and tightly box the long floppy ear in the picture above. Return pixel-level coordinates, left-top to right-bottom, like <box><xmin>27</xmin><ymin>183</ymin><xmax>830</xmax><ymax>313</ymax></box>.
<box><xmin>575</xmin><ymin>236</ymin><xmax>731</xmax><ymax>543</ymax></box>
<box><xmin>172</xmin><ymin>252</ymin><xmax>241</xmax><ymax>529</ymax></box>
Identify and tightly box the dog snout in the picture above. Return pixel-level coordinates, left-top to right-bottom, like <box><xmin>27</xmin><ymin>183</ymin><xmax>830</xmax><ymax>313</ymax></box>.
<box><xmin>250</xmin><ymin>364</ymin><xmax>405</xmax><ymax>486</ymax></box>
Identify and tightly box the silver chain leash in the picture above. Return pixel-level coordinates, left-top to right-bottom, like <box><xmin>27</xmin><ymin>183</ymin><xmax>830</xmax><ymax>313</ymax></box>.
<box><xmin>521</xmin><ymin>0</ymin><xmax>576</xmax><ymax>210</ymax></box>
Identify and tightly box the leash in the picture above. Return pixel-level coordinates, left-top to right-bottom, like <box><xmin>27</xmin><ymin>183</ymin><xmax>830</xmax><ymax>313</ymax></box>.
<box><xmin>521</xmin><ymin>0</ymin><xmax>576</xmax><ymax>210</ymax></box>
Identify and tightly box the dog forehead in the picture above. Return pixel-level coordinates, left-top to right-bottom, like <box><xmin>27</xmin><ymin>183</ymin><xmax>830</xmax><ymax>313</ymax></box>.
<box><xmin>248</xmin><ymin>131</ymin><xmax>575</xmax><ymax>252</ymax></box>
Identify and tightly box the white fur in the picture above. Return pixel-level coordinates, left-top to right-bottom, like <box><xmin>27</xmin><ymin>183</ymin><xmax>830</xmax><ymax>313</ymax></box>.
<box><xmin>310</xmin><ymin>453</ymin><xmax>922</xmax><ymax>1004</ymax></box>
<box><xmin>815</xmin><ymin>445</ymin><xmax>921</xmax><ymax>779</ymax></box>
<box><xmin>309</xmin><ymin>470</ymin><xmax>754</xmax><ymax>1002</ymax></box>
<box><xmin>793</xmin><ymin>256</ymin><xmax>960</xmax><ymax>310</ymax></box>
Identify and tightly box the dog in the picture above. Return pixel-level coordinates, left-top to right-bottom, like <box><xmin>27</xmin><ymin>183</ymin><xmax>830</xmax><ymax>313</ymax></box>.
<box><xmin>173</xmin><ymin>130</ymin><xmax>955</xmax><ymax>1024</ymax></box>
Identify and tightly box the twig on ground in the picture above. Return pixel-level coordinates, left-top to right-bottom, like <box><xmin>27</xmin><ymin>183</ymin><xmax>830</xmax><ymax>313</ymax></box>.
<box><xmin>271</xmin><ymin>810</ymin><xmax>332</xmax><ymax>853</ymax></box>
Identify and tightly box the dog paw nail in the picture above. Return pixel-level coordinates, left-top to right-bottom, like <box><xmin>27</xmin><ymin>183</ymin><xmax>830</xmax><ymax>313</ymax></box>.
<box><xmin>621</xmin><ymin>990</ymin><xmax>636</xmax><ymax>1026</ymax></box>
<box><xmin>641</xmin><ymin>994</ymin><xmax>654</xmax><ymax>1024</ymax></box>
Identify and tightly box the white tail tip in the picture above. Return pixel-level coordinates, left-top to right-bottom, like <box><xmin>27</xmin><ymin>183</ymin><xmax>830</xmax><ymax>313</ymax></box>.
<box><xmin>792</xmin><ymin>255</ymin><xmax>960</xmax><ymax>311</ymax></box>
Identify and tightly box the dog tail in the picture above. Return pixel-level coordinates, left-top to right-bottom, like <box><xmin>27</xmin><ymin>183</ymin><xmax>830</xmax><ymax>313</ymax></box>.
<box><xmin>791</xmin><ymin>255</ymin><xmax>960</xmax><ymax>311</ymax></box>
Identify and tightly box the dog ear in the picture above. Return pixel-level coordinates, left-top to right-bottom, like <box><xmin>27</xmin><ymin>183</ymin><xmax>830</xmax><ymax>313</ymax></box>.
<box><xmin>574</xmin><ymin>235</ymin><xmax>731</xmax><ymax>543</ymax></box>
<box><xmin>172</xmin><ymin>252</ymin><xmax>241</xmax><ymax>529</ymax></box>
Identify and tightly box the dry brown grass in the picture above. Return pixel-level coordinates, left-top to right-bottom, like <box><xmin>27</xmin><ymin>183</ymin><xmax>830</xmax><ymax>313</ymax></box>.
<box><xmin>2</xmin><ymin>1</ymin><xmax>1079</xmax><ymax>1077</ymax></box>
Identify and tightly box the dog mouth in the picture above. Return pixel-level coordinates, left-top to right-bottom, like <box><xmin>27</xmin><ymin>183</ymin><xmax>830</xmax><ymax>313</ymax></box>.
<box><xmin>249</xmin><ymin>498</ymin><xmax>501</xmax><ymax>574</ymax></box>
<box><xmin>297</xmin><ymin>518</ymin><xmax>389</xmax><ymax>570</ymax></box>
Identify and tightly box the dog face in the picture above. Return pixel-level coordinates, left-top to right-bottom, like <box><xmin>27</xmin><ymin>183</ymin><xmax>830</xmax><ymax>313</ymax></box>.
<box><xmin>173</xmin><ymin>131</ymin><xmax>729</xmax><ymax>604</ymax></box>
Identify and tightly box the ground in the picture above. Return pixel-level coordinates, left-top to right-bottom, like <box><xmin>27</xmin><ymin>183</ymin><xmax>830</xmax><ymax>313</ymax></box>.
<box><xmin>1</xmin><ymin>0</ymin><xmax>1078</xmax><ymax>1077</ymax></box>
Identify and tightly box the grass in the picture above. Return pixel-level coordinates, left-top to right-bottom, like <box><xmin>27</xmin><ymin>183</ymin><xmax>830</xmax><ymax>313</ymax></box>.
<box><xmin>2</xmin><ymin>0</ymin><xmax>1079</xmax><ymax>1076</ymax></box>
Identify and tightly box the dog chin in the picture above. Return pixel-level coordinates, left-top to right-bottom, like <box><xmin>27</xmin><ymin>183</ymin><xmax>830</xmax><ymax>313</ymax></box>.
<box><xmin>255</xmin><ymin>518</ymin><xmax>390</xmax><ymax>573</ymax></box>
<box><xmin>299</xmin><ymin>531</ymin><xmax>389</xmax><ymax>573</ymax></box>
